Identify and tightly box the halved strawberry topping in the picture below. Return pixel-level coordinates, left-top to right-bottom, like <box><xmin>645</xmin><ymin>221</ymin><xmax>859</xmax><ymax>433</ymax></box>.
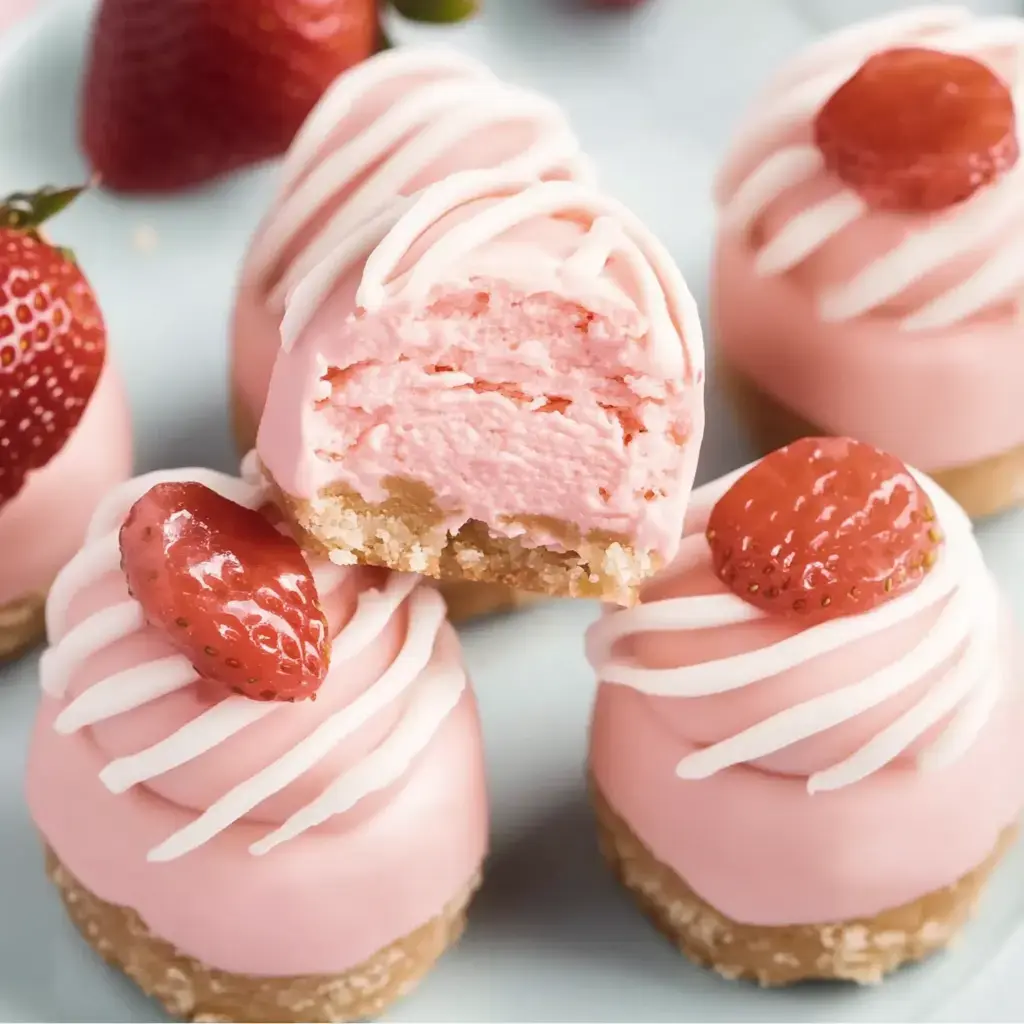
<box><xmin>119</xmin><ymin>482</ymin><xmax>330</xmax><ymax>702</ymax></box>
<box><xmin>814</xmin><ymin>47</ymin><xmax>1018</xmax><ymax>212</ymax></box>
<box><xmin>0</xmin><ymin>186</ymin><xmax>105</xmax><ymax>509</ymax></box>
<box><xmin>706</xmin><ymin>437</ymin><xmax>943</xmax><ymax>625</ymax></box>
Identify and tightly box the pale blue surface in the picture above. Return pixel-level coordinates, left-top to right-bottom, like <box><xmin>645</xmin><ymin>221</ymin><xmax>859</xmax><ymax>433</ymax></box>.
<box><xmin>0</xmin><ymin>1</ymin><xmax>1023</xmax><ymax>1020</ymax></box>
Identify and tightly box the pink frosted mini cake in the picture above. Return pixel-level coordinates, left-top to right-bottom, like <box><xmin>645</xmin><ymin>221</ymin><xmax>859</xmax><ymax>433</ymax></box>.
<box><xmin>26</xmin><ymin>457</ymin><xmax>488</xmax><ymax>1022</ymax></box>
<box><xmin>713</xmin><ymin>6</ymin><xmax>1024</xmax><ymax>519</ymax></box>
<box><xmin>257</xmin><ymin>170</ymin><xmax>705</xmax><ymax>606</ymax></box>
<box><xmin>588</xmin><ymin>436</ymin><xmax>1022</xmax><ymax>984</ymax></box>
<box><xmin>232</xmin><ymin>46</ymin><xmax>595</xmax><ymax>620</ymax></box>
<box><xmin>1</xmin><ymin>186</ymin><xmax>133</xmax><ymax>661</ymax></box>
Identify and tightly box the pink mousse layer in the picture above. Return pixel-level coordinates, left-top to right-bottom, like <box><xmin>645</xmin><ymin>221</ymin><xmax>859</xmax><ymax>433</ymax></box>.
<box><xmin>589</xmin><ymin>530</ymin><xmax>1024</xmax><ymax>924</ymax></box>
<box><xmin>231</xmin><ymin>70</ymin><xmax>576</xmax><ymax>436</ymax></box>
<box><xmin>27</xmin><ymin>560</ymin><xmax>488</xmax><ymax>975</ymax></box>
<box><xmin>258</xmin><ymin>201</ymin><xmax>702</xmax><ymax>559</ymax></box>
<box><xmin>713</xmin><ymin>231</ymin><xmax>1024</xmax><ymax>473</ymax></box>
<box><xmin>28</xmin><ymin>689</ymin><xmax>486</xmax><ymax>976</ymax></box>
<box><xmin>0</xmin><ymin>363</ymin><xmax>132</xmax><ymax>606</ymax></box>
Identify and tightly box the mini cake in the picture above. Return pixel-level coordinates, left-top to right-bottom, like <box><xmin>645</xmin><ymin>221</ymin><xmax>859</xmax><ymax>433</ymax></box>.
<box><xmin>588</xmin><ymin>436</ymin><xmax>1022</xmax><ymax>985</ymax></box>
<box><xmin>26</xmin><ymin>457</ymin><xmax>488</xmax><ymax>1022</ymax></box>
<box><xmin>232</xmin><ymin>47</ymin><xmax>596</xmax><ymax>620</ymax></box>
<box><xmin>713</xmin><ymin>6</ymin><xmax>1024</xmax><ymax>519</ymax></box>
<box><xmin>1</xmin><ymin>186</ymin><xmax>132</xmax><ymax>661</ymax></box>
<box><xmin>257</xmin><ymin>170</ymin><xmax>705</xmax><ymax>606</ymax></box>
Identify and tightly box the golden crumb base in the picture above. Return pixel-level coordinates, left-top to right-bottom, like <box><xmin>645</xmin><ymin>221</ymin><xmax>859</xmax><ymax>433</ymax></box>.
<box><xmin>46</xmin><ymin>847</ymin><xmax>480</xmax><ymax>1023</ymax></box>
<box><xmin>721</xmin><ymin>359</ymin><xmax>1024</xmax><ymax>521</ymax></box>
<box><xmin>0</xmin><ymin>592</ymin><xmax>45</xmax><ymax>662</ymax></box>
<box><xmin>230</xmin><ymin>393</ymin><xmax>537</xmax><ymax>621</ymax></box>
<box><xmin>591</xmin><ymin>782</ymin><xmax>1016</xmax><ymax>986</ymax></box>
<box><xmin>269</xmin><ymin>475</ymin><xmax>650</xmax><ymax>606</ymax></box>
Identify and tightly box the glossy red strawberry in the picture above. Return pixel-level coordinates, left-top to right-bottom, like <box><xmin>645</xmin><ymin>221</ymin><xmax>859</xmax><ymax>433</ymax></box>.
<box><xmin>815</xmin><ymin>47</ymin><xmax>1017</xmax><ymax>212</ymax></box>
<box><xmin>120</xmin><ymin>482</ymin><xmax>330</xmax><ymax>702</ymax></box>
<box><xmin>0</xmin><ymin>186</ymin><xmax>106</xmax><ymax>510</ymax></box>
<box><xmin>706</xmin><ymin>437</ymin><xmax>942</xmax><ymax>625</ymax></box>
<box><xmin>82</xmin><ymin>0</ymin><xmax>380</xmax><ymax>193</ymax></box>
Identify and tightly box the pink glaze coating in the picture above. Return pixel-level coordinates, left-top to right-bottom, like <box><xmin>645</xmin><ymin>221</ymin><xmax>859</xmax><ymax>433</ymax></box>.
<box><xmin>713</xmin><ymin>236</ymin><xmax>1024</xmax><ymax>471</ymax></box>
<box><xmin>712</xmin><ymin>7</ymin><xmax>1024</xmax><ymax>472</ymax></box>
<box><xmin>590</xmin><ymin>665</ymin><xmax>1022</xmax><ymax>926</ymax></box>
<box><xmin>232</xmin><ymin>47</ymin><xmax>591</xmax><ymax>441</ymax></box>
<box><xmin>28</xmin><ymin>689</ymin><xmax>485</xmax><ymax>976</ymax></box>
<box><xmin>258</xmin><ymin>174</ymin><xmax>704</xmax><ymax>563</ymax></box>
<box><xmin>587</xmin><ymin>470</ymin><xmax>1024</xmax><ymax>926</ymax></box>
<box><xmin>0</xmin><ymin>362</ymin><xmax>132</xmax><ymax>606</ymax></box>
<box><xmin>26</xmin><ymin>468</ymin><xmax>488</xmax><ymax>976</ymax></box>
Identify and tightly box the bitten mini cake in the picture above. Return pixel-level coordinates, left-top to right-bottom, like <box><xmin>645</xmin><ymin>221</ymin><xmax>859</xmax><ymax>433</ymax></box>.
<box><xmin>1</xmin><ymin>187</ymin><xmax>132</xmax><ymax>661</ymax></box>
<box><xmin>233</xmin><ymin>46</ymin><xmax>595</xmax><ymax>621</ymax></box>
<box><xmin>713</xmin><ymin>6</ymin><xmax>1024</xmax><ymax>519</ymax></box>
<box><xmin>26</xmin><ymin>458</ymin><xmax>487</xmax><ymax>1022</ymax></box>
<box><xmin>588</xmin><ymin>436</ymin><xmax>1022</xmax><ymax>984</ymax></box>
<box><xmin>258</xmin><ymin>170</ymin><xmax>705</xmax><ymax>606</ymax></box>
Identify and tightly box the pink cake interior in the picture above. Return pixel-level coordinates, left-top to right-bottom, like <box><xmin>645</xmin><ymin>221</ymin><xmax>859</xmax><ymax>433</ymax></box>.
<box><xmin>259</xmin><ymin>193</ymin><xmax>704</xmax><ymax>572</ymax></box>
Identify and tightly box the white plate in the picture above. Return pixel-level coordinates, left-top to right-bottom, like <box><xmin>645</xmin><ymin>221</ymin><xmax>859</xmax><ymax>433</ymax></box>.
<box><xmin>1</xmin><ymin>1</ymin><xmax>1023</xmax><ymax>1020</ymax></box>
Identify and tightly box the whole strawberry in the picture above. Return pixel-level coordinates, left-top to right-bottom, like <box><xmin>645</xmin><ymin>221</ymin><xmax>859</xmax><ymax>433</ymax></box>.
<box><xmin>120</xmin><ymin>482</ymin><xmax>331</xmax><ymax>702</ymax></box>
<box><xmin>82</xmin><ymin>0</ymin><xmax>380</xmax><ymax>193</ymax></box>
<box><xmin>0</xmin><ymin>186</ymin><xmax>106</xmax><ymax>510</ymax></box>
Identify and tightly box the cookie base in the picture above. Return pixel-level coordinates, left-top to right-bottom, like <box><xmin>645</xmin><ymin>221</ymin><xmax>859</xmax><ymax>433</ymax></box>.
<box><xmin>0</xmin><ymin>592</ymin><xmax>45</xmax><ymax>662</ymax></box>
<box><xmin>231</xmin><ymin>390</ymin><xmax>538</xmax><ymax>621</ymax></box>
<box><xmin>721</xmin><ymin>359</ymin><xmax>1024</xmax><ymax>521</ymax></box>
<box><xmin>46</xmin><ymin>847</ymin><xmax>480</xmax><ymax>1022</ymax></box>
<box><xmin>592</xmin><ymin>782</ymin><xmax>1016</xmax><ymax>986</ymax></box>
<box><xmin>271</xmin><ymin>477</ymin><xmax>650</xmax><ymax>606</ymax></box>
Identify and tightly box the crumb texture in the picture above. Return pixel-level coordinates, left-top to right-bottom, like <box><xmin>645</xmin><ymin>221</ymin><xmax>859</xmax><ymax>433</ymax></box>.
<box><xmin>0</xmin><ymin>591</ymin><xmax>45</xmax><ymax>662</ymax></box>
<box><xmin>47</xmin><ymin>848</ymin><xmax>480</xmax><ymax>1022</ymax></box>
<box><xmin>271</xmin><ymin>475</ymin><xmax>653</xmax><ymax>605</ymax></box>
<box><xmin>231</xmin><ymin>386</ymin><xmax>536</xmax><ymax>622</ymax></box>
<box><xmin>592</xmin><ymin>781</ymin><xmax>1015</xmax><ymax>986</ymax></box>
<box><xmin>722</xmin><ymin>357</ymin><xmax>1024</xmax><ymax>520</ymax></box>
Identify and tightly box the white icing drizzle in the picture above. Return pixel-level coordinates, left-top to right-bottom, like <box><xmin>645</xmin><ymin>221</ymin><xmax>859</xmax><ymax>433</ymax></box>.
<box><xmin>149</xmin><ymin>584</ymin><xmax>447</xmax><ymax>862</ymax></box>
<box><xmin>54</xmin><ymin>656</ymin><xmax>197</xmax><ymax>735</ymax></box>
<box><xmin>283</xmin><ymin>170</ymin><xmax>704</xmax><ymax>384</ymax></box>
<box><xmin>716</xmin><ymin>6</ymin><xmax>1024</xmax><ymax>330</ymax></box>
<box><xmin>249</xmin><ymin>46</ymin><xmax>593</xmax><ymax>304</ymax></box>
<box><xmin>41</xmin><ymin>459</ymin><xmax>464</xmax><ymax>861</ymax></box>
<box><xmin>41</xmin><ymin>602</ymin><xmax>145</xmax><ymax>698</ymax></box>
<box><xmin>585</xmin><ymin>462</ymin><xmax>1001</xmax><ymax>793</ymax></box>
<box><xmin>276</xmin><ymin>48</ymin><xmax>494</xmax><ymax>197</ymax></box>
